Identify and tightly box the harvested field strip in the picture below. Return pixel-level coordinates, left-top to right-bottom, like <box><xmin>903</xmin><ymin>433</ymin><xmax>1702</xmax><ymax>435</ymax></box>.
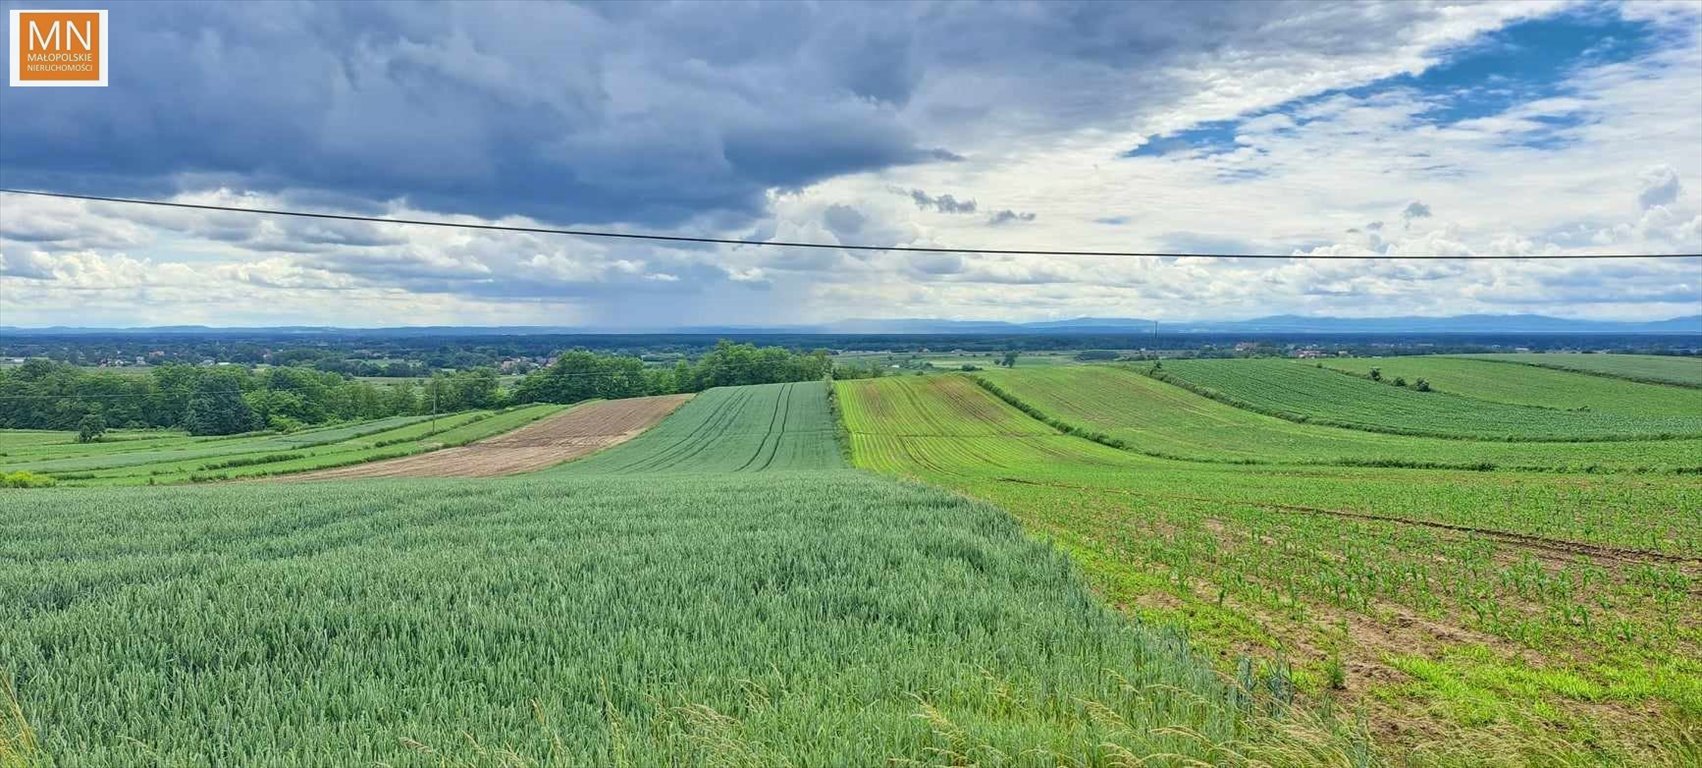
<box><xmin>556</xmin><ymin>382</ymin><xmax>843</xmax><ymax>474</ymax></box>
<box><xmin>290</xmin><ymin>395</ymin><xmax>689</xmax><ymax>479</ymax></box>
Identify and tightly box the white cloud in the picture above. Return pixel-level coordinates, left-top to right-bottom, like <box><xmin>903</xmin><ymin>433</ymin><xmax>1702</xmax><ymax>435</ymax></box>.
<box><xmin>2</xmin><ymin>1</ymin><xmax>1698</xmax><ymax>327</ymax></box>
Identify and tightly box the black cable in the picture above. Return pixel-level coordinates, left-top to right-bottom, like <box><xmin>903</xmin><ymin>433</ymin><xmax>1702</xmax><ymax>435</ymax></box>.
<box><xmin>5</xmin><ymin>188</ymin><xmax>1696</xmax><ymax>261</ymax></box>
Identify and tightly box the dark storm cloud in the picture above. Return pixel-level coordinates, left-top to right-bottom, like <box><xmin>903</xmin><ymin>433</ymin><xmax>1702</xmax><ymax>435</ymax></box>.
<box><xmin>0</xmin><ymin>1</ymin><xmax>1489</xmax><ymax>233</ymax></box>
<box><xmin>0</xmin><ymin>2</ymin><xmax>944</xmax><ymax>228</ymax></box>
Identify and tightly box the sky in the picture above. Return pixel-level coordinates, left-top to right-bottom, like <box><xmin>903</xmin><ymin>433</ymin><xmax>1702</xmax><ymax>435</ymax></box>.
<box><xmin>1</xmin><ymin>0</ymin><xmax>1699</xmax><ymax>328</ymax></box>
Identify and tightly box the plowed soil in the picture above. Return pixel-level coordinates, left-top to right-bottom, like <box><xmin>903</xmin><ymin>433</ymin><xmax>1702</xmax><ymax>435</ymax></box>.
<box><xmin>291</xmin><ymin>395</ymin><xmax>691</xmax><ymax>480</ymax></box>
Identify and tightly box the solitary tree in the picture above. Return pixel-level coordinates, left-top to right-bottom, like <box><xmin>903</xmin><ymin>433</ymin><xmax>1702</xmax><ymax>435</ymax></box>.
<box><xmin>1001</xmin><ymin>351</ymin><xmax>1019</xmax><ymax>368</ymax></box>
<box><xmin>76</xmin><ymin>413</ymin><xmax>106</xmax><ymax>443</ymax></box>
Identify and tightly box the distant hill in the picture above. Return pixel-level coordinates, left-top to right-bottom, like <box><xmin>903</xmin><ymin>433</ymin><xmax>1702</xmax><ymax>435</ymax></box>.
<box><xmin>3</xmin><ymin>314</ymin><xmax>1698</xmax><ymax>336</ymax></box>
<box><xmin>814</xmin><ymin>314</ymin><xmax>1702</xmax><ymax>335</ymax></box>
<box><xmin>1165</xmin><ymin>314</ymin><xmax>1702</xmax><ymax>334</ymax></box>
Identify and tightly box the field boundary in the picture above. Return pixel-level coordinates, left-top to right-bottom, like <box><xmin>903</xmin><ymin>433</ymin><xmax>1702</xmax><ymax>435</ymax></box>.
<box><xmin>1446</xmin><ymin>355</ymin><xmax>1702</xmax><ymax>390</ymax></box>
<box><xmin>824</xmin><ymin>378</ymin><xmax>854</xmax><ymax>463</ymax></box>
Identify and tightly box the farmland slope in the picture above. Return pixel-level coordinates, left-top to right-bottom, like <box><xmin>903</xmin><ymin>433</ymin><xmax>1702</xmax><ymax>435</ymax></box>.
<box><xmin>1455</xmin><ymin>353</ymin><xmax>1702</xmax><ymax>388</ymax></box>
<box><xmin>837</xmin><ymin>375</ymin><xmax>1702</xmax><ymax>765</ymax></box>
<box><xmin>1318</xmin><ymin>357</ymin><xmax>1702</xmax><ymax>415</ymax></box>
<box><xmin>0</xmin><ymin>469</ymin><xmax>1339</xmax><ymax>765</ymax></box>
<box><xmin>0</xmin><ymin>406</ymin><xmax>565</xmax><ymax>485</ymax></box>
<box><xmin>974</xmin><ymin>366</ymin><xmax>1702</xmax><ymax>471</ymax></box>
<box><xmin>291</xmin><ymin>395</ymin><xmax>689</xmax><ymax>479</ymax></box>
<box><xmin>555</xmin><ymin>381</ymin><xmax>843</xmax><ymax>474</ymax></box>
<box><xmin>1155</xmin><ymin>359</ymin><xmax>1702</xmax><ymax>440</ymax></box>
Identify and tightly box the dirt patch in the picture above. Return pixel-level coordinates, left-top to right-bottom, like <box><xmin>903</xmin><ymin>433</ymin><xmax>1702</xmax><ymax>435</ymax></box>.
<box><xmin>289</xmin><ymin>395</ymin><xmax>690</xmax><ymax>480</ymax></box>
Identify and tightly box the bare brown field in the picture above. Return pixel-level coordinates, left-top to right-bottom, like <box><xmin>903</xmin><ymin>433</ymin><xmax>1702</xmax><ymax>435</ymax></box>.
<box><xmin>290</xmin><ymin>394</ymin><xmax>691</xmax><ymax>480</ymax></box>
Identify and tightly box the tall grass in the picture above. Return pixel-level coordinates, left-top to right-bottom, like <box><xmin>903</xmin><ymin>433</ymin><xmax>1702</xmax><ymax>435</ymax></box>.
<box><xmin>0</xmin><ymin>678</ymin><xmax>39</xmax><ymax>768</ymax></box>
<box><xmin>0</xmin><ymin>472</ymin><xmax>1361</xmax><ymax>765</ymax></box>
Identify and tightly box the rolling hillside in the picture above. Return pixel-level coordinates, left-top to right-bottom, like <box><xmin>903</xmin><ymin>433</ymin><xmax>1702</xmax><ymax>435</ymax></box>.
<box><xmin>1155</xmin><ymin>359</ymin><xmax>1702</xmax><ymax>440</ymax></box>
<box><xmin>973</xmin><ymin>366</ymin><xmax>1702</xmax><ymax>471</ymax></box>
<box><xmin>0</xmin><ymin>406</ymin><xmax>566</xmax><ymax>484</ymax></box>
<box><xmin>554</xmin><ymin>382</ymin><xmax>844</xmax><ymax>474</ymax></box>
<box><xmin>837</xmin><ymin>373</ymin><xmax>1702</xmax><ymax>765</ymax></box>
<box><xmin>1456</xmin><ymin>353</ymin><xmax>1702</xmax><ymax>388</ymax></box>
<box><xmin>1318</xmin><ymin>357</ymin><xmax>1702</xmax><ymax>415</ymax></box>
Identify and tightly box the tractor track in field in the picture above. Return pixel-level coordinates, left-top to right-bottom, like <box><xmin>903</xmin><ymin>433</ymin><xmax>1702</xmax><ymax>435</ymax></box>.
<box><xmin>285</xmin><ymin>395</ymin><xmax>690</xmax><ymax>480</ymax></box>
<box><xmin>994</xmin><ymin>477</ymin><xmax>1700</xmax><ymax>566</ymax></box>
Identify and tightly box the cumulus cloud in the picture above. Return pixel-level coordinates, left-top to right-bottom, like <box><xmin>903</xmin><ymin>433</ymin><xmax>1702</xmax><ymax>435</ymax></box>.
<box><xmin>821</xmin><ymin>205</ymin><xmax>868</xmax><ymax>237</ymax></box>
<box><xmin>1638</xmin><ymin>165</ymin><xmax>1682</xmax><ymax>210</ymax></box>
<box><xmin>0</xmin><ymin>250</ymin><xmax>57</xmax><ymax>280</ymax></box>
<box><xmin>2</xmin><ymin>1</ymin><xmax>1699</xmax><ymax>327</ymax></box>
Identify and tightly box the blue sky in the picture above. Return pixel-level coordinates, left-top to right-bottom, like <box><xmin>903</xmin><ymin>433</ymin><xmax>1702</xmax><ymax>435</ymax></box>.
<box><xmin>1</xmin><ymin>0</ymin><xmax>1698</xmax><ymax>327</ymax></box>
<box><xmin>1127</xmin><ymin>6</ymin><xmax>1667</xmax><ymax>161</ymax></box>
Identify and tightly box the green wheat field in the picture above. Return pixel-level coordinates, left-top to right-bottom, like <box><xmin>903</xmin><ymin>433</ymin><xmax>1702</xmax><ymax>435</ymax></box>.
<box><xmin>5</xmin><ymin>356</ymin><xmax>1701</xmax><ymax>766</ymax></box>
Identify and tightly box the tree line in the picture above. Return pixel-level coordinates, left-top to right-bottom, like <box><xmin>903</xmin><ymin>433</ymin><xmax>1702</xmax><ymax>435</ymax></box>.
<box><xmin>510</xmin><ymin>340</ymin><xmax>832</xmax><ymax>404</ymax></box>
<box><xmin>0</xmin><ymin>341</ymin><xmax>838</xmax><ymax>436</ymax></box>
<box><xmin>0</xmin><ymin>360</ymin><xmax>501</xmax><ymax>435</ymax></box>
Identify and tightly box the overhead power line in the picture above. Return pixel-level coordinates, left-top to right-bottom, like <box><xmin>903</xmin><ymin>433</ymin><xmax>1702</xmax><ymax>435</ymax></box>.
<box><xmin>4</xmin><ymin>188</ymin><xmax>1697</xmax><ymax>261</ymax></box>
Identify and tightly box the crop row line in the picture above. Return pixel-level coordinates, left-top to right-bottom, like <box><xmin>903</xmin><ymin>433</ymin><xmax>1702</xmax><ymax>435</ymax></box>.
<box><xmin>991</xmin><ymin>477</ymin><xmax>1702</xmax><ymax>567</ymax></box>
<box><xmin>1140</xmin><ymin>366</ymin><xmax>1702</xmax><ymax>444</ymax></box>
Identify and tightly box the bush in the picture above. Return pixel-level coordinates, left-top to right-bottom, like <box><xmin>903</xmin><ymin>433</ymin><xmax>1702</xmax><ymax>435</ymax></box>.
<box><xmin>1393</xmin><ymin>377</ymin><xmax>1407</xmax><ymax>387</ymax></box>
<box><xmin>2</xmin><ymin>471</ymin><xmax>57</xmax><ymax>488</ymax></box>
<box><xmin>267</xmin><ymin>415</ymin><xmax>306</xmax><ymax>433</ymax></box>
<box><xmin>199</xmin><ymin>452</ymin><xmax>305</xmax><ymax>471</ymax></box>
<box><xmin>77</xmin><ymin>414</ymin><xmax>106</xmax><ymax>443</ymax></box>
<box><xmin>1415</xmin><ymin>379</ymin><xmax>1431</xmax><ymax>392</ymax></box>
